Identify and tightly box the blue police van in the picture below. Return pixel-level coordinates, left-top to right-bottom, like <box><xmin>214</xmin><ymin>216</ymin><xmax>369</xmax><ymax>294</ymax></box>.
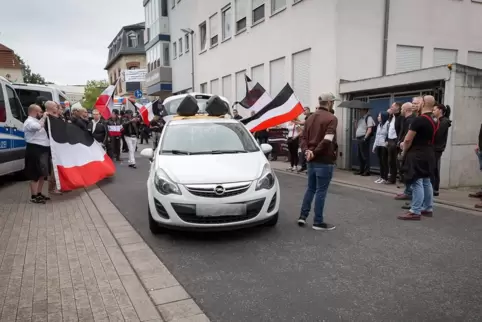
<box><xmin>0</xmin><ymin>76</ymin><xmax>27</xmax><ymax>176</ymax></box>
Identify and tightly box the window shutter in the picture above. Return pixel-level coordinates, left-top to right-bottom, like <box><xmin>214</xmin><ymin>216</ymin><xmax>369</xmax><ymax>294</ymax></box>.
<box><xmin>433</xmin><ymin>48</ymin><xmax>457</xmax><ymax>66</ymax></box>
<box><xmin>292</xmin><ymin>49</ymin><xmax>311</xmax><ymax>107</ymax></box>
<box><xmin>270</xmin><ymin>57</ymin><xmax>285</xmax><ymax>96</ymax></box>
<box><xmin>235</xmin><ymin>0</ymin><xmax>247</xmax><ymax>20</ymax></box>
<box><xmin>468</xmin><ymin>51</ymin><xmax>482</xmax><ymax>69</ymax></box>
<box><xmin>251</xmin><ymin>64</ymin><xmax>264</xmax><ymax>87</ymax></box>
<box><xmin>396</xmin><ymin>45</ymin><xmax>422</xmax><ymax>73</ymax></box>
<box><xmin>222</xmin><ymin>75</ymin><xmax>233</xmax><ymax>103</ymax></box>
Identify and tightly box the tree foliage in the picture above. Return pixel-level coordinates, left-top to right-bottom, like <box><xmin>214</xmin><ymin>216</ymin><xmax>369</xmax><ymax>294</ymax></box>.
<box><xmin>82</xmin><ymin>80</ymin><xmax>110</xmax><ymax>110</ymax></box>
<box><xmin>14</xmin><ymin>54</ymin><xmax>46</xmax><ymax>84</ymax></box>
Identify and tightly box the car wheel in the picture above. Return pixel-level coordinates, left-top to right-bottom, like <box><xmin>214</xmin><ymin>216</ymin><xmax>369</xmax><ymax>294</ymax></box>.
<box><xmin>264</xmin><ymin>212</ymin><xmax>279</xmax><ymax>227</ymax></box>
<box><xmin>148</xmin><ymin>207</ymin><xmax>165</xmax><ymax>234</ymax></box>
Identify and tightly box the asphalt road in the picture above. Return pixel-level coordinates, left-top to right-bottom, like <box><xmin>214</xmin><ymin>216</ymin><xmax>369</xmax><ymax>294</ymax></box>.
<box><xmin>98</xmin><ymin>154</ymin><xmax>482</xmax><ymax>322</ymax></box>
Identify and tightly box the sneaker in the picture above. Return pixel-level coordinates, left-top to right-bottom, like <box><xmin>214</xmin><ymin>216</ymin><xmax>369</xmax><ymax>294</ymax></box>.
<box><xmin>297</xmin><ymin>217</ymin><xmax>306</xmax><ymax>226</ymax></box>
<box><xmin>401</xmin><ymin>204</ymin><xmax>411</xmax><ymax>210</ymax></box>
<box><xmin>374</xmin><ymin>178</ymin><xmax>382</xmax><ymax>183</ymax></box>
<box><xmin>37</xmin><ymin>193</ymin><xmax>50</xmax><ymax>201</ymax></box>
<box><xmin>287</xmin><ymin>167</ymin><xmax>294</xmax><ymax>171</ymax></box>
<box><xmin>128</xmin><ymin>164</ymin><xmax>137</xmax><ymax>169</ymax></box>
<box><xmin>312</xmin><ymin>223</ymin><xmax>336</xmax><ymax>231</ymax></box>
<box><xmin>30</xmin><ymin>196</ymin><xmax>46</xmax><ymax>204</ymax></box>
<box><xmin>397</xmin><ymin>212</ymin><xmax>421</xmax><ymax>221</ymax></box>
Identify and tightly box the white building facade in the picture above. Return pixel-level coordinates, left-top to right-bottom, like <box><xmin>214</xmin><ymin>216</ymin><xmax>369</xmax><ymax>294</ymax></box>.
<box><xmin>168</xmin><ymin>0</ymin><xmax>482</xmax><ymax>104</ymax></box>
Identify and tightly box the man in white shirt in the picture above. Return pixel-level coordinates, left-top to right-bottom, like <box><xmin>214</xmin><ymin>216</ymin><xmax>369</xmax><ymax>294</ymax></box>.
<box><xmin>387</xmin><ymin>102</ymin><xmax>402</xmax><ymax>184</ymax></box>
<box><xmin>23</xmin><ymin>104</ymin><xmax>50</xmax><ymax>204</ymax></box>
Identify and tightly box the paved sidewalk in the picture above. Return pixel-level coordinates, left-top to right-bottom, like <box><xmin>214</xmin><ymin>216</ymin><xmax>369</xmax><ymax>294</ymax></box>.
<box><xmin>0</xmin><ymin>181</ymin><xmax>209</xmax><ymax>322</ymax></box>
<box><xmin>270</xmin><ymin>160</ymin><xmax>482</xmax><ymax>213</ymax></box>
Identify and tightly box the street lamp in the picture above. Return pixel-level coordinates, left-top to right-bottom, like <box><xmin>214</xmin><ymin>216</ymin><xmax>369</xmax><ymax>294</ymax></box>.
<box><xmin>181</xmin><ymin>28</ymin><xmax>195</xmax><ymax>92</ymax></box>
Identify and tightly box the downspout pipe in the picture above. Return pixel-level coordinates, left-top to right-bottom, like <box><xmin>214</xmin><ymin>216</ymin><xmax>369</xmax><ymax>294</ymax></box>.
<box><xmin>382</xmin><ymin>0</ymin><xmax>390</xmax><ymax>76</ymax></box>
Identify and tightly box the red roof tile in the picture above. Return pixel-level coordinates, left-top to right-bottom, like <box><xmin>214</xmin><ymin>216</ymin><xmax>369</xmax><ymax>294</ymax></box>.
<box><xmin>0</xmin><ymin>44</ymin><xmax>22</xmax><ymax>70</ymax></box>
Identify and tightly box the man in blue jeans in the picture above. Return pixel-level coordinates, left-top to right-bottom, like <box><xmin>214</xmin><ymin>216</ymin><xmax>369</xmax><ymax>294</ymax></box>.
<box><xmin>398</xmin><ymin>95</ymin><xmax>438</xmax><ymax>220</ymax></box>
<box><xmin>298</xmin><ymin>93</ymin><xmax>339</xmax><ymax>230</ymax></box>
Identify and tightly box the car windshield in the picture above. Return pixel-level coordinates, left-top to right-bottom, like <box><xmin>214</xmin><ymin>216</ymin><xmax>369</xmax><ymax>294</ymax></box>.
<box><xmin>163</xmin><ymin>95</ymin><xmax>225</xmax><ymax>115</ymax></box>
<box><xmin>160</xmin><ymin>122</ymin><xmax>259</xmax><ymax>155</ymax></box>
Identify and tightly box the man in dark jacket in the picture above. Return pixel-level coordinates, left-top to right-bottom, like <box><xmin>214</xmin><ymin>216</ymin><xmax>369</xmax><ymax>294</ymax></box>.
<box><xmin>106</xmin><ymin>109</ymin><xmax>122</xmax><ymax>161</ymax></box>
<box><xmin>432</xmin><ymin>104</ymin><xmax>451</xmax><ymax>196</ymax></box>
<box><xmin>298</xmin><ymin>93</ymin><xmax>338</xmax><ymax>231</ymax></box>
<box><xmin>87</xmin><ymin>109</ymin><xmax>108</xmax><ymax>146</ymax></box>
<box><xmin>71</xmin><ymin>107</ymin><xmax>89</xmax><ymax>130</ymax></box>
<box><xmin>386</xmin><ymin>102</ymin><xmax>403</xmax><ymax>184</ymax></box>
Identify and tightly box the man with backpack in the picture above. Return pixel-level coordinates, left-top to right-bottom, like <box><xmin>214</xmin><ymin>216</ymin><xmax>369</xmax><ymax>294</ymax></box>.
<box><xmin>354</xmin><ymin>108</ymin><xmax>376</xmax><ymax>176</ymax></box>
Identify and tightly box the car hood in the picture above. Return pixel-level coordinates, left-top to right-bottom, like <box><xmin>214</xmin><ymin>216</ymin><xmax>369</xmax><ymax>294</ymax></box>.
<box><xmin>156</xmin><ymin>152</ymin><xmax>266</xmax><ymax>184</ymax></box>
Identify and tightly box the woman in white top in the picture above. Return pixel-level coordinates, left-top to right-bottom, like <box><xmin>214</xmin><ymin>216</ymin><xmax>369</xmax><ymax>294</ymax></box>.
<box><xmin>285</xmin><ymin>119</ymin><xmax>301</xmax><ymax>171</ymax></box>
<box><xmin>372</xmin><ymin>111</ymin><xmax>390</xmax><ymax>183</ymax></box>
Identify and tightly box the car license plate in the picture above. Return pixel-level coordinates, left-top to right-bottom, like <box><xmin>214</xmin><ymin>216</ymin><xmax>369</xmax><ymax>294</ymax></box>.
<box><xmin>196</xmin><ymin>204</ymin><xmax>247</xmax><ymax>217</ymax></box>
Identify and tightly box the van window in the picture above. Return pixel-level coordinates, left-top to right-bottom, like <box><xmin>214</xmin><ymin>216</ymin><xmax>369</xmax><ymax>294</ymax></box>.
<box><xmin>15</xmin><ymin>89</ymin><xmax>53</xmax><ymax>109</ymax></box>
<box><xmin>6</xmin><ymin>86</ymin><xmax>26</xmax><ymax>122</ymax></box>
<box><xmin>0</xmin><ymin>85</ymin><xmax>6</xmax><ymax>122</ymax></box>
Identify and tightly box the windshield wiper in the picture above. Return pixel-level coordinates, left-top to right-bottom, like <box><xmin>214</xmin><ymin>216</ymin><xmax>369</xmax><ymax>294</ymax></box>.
<box><xmin>162</xmin><ymin>150</ymin><xmax>191</xmax><ymax>155</ymax></box>
<box><xmin>204</xmin><ymin>150</ymin><xmax>248</xmax><ymax>154</ymax></box>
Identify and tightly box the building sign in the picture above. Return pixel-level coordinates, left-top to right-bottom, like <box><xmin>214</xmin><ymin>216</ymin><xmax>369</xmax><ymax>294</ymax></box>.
<box><xmin>145</xmin><ymin>69</ymin><xmax>161</xmax><ymax>87</ymax></box>
<box><xmin>124</xmin><ymin>69</ymin><xmax>147</xmax><ymax>82</ymax></box>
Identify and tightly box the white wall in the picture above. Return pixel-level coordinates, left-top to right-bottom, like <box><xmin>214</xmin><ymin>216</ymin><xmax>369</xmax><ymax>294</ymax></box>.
<box><xmin>386</xmin><ymin>0</ymin><xmax>482</xmax><ymax>74</ymax></box>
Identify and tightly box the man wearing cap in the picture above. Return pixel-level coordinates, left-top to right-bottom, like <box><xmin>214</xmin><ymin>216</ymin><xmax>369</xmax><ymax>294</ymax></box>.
<box><xmin>298</xmin><ymin>92</ymin><xmax>339</xmax><ymax>231</ymax></box>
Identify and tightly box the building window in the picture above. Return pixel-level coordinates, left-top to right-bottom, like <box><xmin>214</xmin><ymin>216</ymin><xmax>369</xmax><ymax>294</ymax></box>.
<box><xmin>235</xmin><ymin>0</ymin><xmax>247</xmax><ymax>33</ymax></box>
<box><xmin>222</xmin><ymin>5</ymin><xmax>232</xmax><ymax>41</ymax></box>
<box><xmin>185</xmin><ymin>34</ymin><xmax>190</xmax><ymax>52</ymax></box>
<box><xmin>200</xmin><ymin>82</ymin><xmax>207</xmax><ymax>93</ymax></box>
<box><xmin>468</xmin><ymin>51</ymin><xmax>482</xmax><ymax>69</ymax></box>
<box><xmin>163</xmin><ymin>42</ymin><xmax>170</xmax><ymax>66</ymax></box>
<box><xmin>252</xmin><ymin>0</ymin><xmax>265</xmax><ymax>23</ymax></box>
<box><xmin>433</xmin><ymin>48</ymin><xmax>458</xmax><ymax>66</ymax></box>
<box><xmin>209</xmin><ymin>13</ymin><xmax>219</xmax><ymax>47</ymax></box>
<box><xmin>173</xmin><ymin>41</ymin><xmax>177</xmax><ymax>59</ymax></box>
<box><xmin>396</xmin><ymin>45</ymin><xmax>422</xmax><ymax>73</ymax></box>
<box><xmin>271</xmin><ymin>0</ymin><xmax>286</xmax><ymax>13</ymax></box>
<box><xmin>127</xmin><ymin>32</ymin><xmax>138</xmax><ymax>47</ymax></box>
<box><xmin>179</xmin><ymin>38</ymin><xmax>183</xmax><ymax>55</ymax></box>
<box><xmin>161</xmin><ymin>0</ymin><xmax>168</xmax><ymax>16</ymax></box>
<box><xmin>199</xmin><ymin>22</ymin><xmax>207</xmax><ymax>51</ymax></box>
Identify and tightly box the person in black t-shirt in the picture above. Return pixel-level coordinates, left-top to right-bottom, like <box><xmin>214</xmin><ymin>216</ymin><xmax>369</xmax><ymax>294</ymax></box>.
<box><xmin>398</xmin><ymin>95</ymin><xmax>438</xmax><ymax>221</ymax></box>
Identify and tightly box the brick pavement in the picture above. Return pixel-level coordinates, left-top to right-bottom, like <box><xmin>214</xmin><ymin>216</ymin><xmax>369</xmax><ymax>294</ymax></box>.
<box><xmin>0</xmin><ymin>181</ymin><xmax>209</xmax><ymax>322</ymax></box>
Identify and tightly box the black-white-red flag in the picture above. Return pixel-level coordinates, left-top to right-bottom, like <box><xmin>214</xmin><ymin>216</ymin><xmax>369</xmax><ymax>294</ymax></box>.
<box><xmin>48</xmin><ymin>116</ymin><xmax>116</xmax><ymax>191</ymax></box>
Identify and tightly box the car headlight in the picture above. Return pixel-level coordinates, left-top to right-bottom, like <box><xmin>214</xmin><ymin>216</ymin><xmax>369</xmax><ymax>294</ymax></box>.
<box><xmin>154</xmin><ymin>169</ymin><xmax>181</xmax><ymax>195</ymax></box>
<box><xmin>256</xmin><ymin>163</ymin><xmax>275</xmax><ymax>191</ymax></box>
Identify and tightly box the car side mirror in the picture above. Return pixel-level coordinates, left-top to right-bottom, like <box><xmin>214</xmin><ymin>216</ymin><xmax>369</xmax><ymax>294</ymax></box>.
<box><xmin>260</xmin><ymin>143</ymin><xmax>273</xmax><ymax>154</ymax></box>
<box><xmin>141</xmin><ymin>148</ymin><xmax>154</xmax><ymax>161</ymax></box>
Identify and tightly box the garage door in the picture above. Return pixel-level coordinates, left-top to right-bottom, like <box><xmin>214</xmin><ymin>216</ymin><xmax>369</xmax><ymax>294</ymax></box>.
<box><xmin>210</xmin><ymin>79</ymin><xmax>219</xmax><ymax>95</ymax></box>
<box><xmin>292</xmin><ymin>49</ymin><xmax>311</xmax><ymax>108</ymax></box>
<box><xmin>235</xmin><ymin>70</ymin><xmax>246</xmax><ymax>101</ymax></box>
<box><xmin>251</xmin><ymin>64</ymin><xmax>264</xmax><ymax>87</ymax></box>
<box><xmin>222</xmin><ymin>75</ymin><xmax>232</xmax><ymax>103</ymax></box>
<box><xmin>270</xmin><ymin>57</ymin><xmax>285</xmax><ymax>96</ymax></box>
<box><xmin>468</xmin><ymin>51</ymin><xmax>482</xmax><ymax>69</ymax></box>
<box><xmin>396</xmin><ymin>45</ymin><xmax>422</xmax><ymax>73</ymax></box>
<box><xmin>433</xmin><ymin>48</ymin><xmax>457</xmax><ymax>66</ymax></box>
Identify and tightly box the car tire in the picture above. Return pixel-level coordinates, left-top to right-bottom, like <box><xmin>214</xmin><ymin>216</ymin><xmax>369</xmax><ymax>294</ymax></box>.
<box><xmin>149</xmin><ymin>207</ymin><xmax>165</xmax><ymax>234</ymax></box>
<box><xmin>264</xmin><ymin>212</ymin><xmax>279</xmax><ymax>227</ymax></box>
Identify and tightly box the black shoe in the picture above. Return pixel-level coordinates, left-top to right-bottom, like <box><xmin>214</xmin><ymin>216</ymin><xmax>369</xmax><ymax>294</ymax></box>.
<box><xmin>360</xmin><ymin>172</ymin><xmax>370</xmax><ymax>177</ymax></box>
<box><xmin>354</xmin><ymin>171</ymin><xmax>362</xmax><ymax>175</ymax></box>
<box><xmin>297</xmin><ymin>217</ymin><xmax>306</xmax><ymax>226</ymax></box>
<box><xmin>433</xmin><ymin>191</ymin><xmax>439</xmax><ymax>197</ymax></box>
<box><xmin>30</xmin><ymin>196</ymin><xmax>46</xmax><ymax>204</ymax></box>
<box><xmin>37</xmin><ymin>193</ymin><xmax>50</xmax><ymax>201</ymax></box>
<box><xmin>128</xmin><ymin>164</ymin><xmax>137</xmax><ymax>169</ymax></box>
<box><xmin>313</xmin><ymin>223</ymin><xmax>336</xmax><ymax>231</ymax></box>
<box><xmin>401</xmin><ymin>204</ymin><xmax>411</xmax><ymax>210</ymax></box>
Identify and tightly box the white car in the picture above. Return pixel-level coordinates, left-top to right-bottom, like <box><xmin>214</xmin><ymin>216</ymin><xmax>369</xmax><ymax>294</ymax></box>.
<box><xmin>141</xmin><ymin>117</ymin><xmax>280</xmax><ymax>233</ymax></box>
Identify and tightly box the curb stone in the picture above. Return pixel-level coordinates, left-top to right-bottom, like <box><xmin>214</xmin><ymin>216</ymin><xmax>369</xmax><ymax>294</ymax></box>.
<box><xmin>85</xmin><ymin>186</ymin><xmax>211</xmax><ymax>322</ymax></box>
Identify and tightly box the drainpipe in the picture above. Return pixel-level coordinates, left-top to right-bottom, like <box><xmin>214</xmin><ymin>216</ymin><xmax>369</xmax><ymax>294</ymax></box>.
<box><xmin>382</xmin><ymin>0</ymin><xmax>390</xmax><ymax>76</ymax></box>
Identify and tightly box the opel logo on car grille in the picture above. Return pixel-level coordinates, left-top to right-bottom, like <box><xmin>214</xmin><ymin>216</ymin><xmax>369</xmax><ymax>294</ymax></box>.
<box><xmin>214</xmin><ymin>185</ymin><xmax>225</xmax><ymax>195</ymax></box>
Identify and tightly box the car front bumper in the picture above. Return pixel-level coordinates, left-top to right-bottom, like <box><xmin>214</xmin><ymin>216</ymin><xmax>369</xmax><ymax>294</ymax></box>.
<box><xmin>147</xmin><ymin>177</ymin><xmax>280</xmax><ymax>231</ymax></box>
